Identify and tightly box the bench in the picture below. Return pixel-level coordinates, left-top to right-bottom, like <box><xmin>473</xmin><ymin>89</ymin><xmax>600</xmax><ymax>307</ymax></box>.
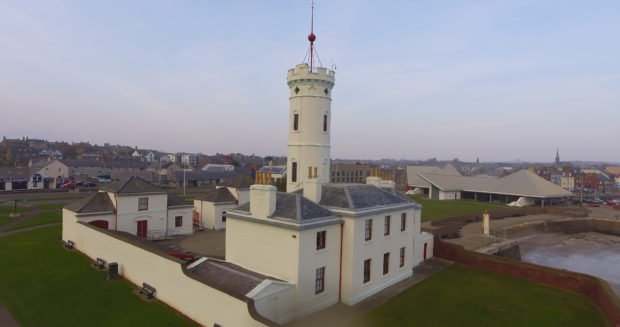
<box><xmin>93</xmin><ymin>258</ymin><xmax>106</xmax><ymax>269</ymax></box>
<box><xmin>64</xmin><ymin>240</ymin><xmax>75</xmax><ymax>249</ymax></box>
<box><xmin>140</xmin><ymin>282</ymin><xmax>156</xmax><ymax>299</ymax></box>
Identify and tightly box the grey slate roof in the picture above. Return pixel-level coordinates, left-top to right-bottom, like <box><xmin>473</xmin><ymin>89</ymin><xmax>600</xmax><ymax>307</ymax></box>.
<box><xmin>218</xmin><ymin>176</ymin><xmax>253</xmax><ymax>189</ymax></box>
<box><xmin>258</xmin><ymin>166</ymin><xmax>286</xmax><ymax>174</ymax></box>
<box><xmin>100</xmin><ymin>176</ymin><xmax>165</xmax><ymax>194</ymax></box>
<box><xmin>0</xmin><ymin>167</ymin><xmax>32</xmax><ymax>179</ymax></box>
<box><xmin>187</xmin><ymin>259</ymin><xmax>283</xmax><ymax>299</ymax></box>
<box><xmin>236</xmin><ymin>192</ymin><xmax>335</xmax><ymax>221</ymax></box>
<box><xmin>64</xmin><ymin>192</ymin><xmax>115</xmax><ymax>213</ymax></box>
<box><xmin>173</xmin><ymin>170</ymin><xmax>239</xmax><ymax>182</ymax></box>
<box><xmin>319</xmin><ymin>184</ymin><xmax>420</xmax><ymax>210</ymax></box>
<box><xmin>195</xmin><ymin>187</ymin><xmax>237</xmax><ymax>203</ymax></box>
<box><xmin>167</xmin><ymin>194</ymin><xmax>193</xmax><ymax>207</ymax></box>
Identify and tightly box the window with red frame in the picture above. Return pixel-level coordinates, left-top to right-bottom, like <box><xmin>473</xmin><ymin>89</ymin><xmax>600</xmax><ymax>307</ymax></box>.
<box><xmin>364</xmin><ymin>219</ymin><xmax>372</xmax><ymax>241</ymax></box>
<box><xmin>384</xmin><ymin>215</ymin><xmax>391</xmax><ymax>236</ymax></box>
<box><xmin>316</xmin><ymin>231</ymin><xmax>326</xmax><ymax>250</ymax></box>
<box><xmin>315</xmin><ymin>267</ymin><xmax>325</xmax><ymax>294</ymax></box>
<box><xmin>363</xmin><ymin>259</ymin><xmax>371</xmax><ymax>283</ymax></box>
<box><xmin>401</xmin><ymin>213</ymin><xmax>406</xmax><ymax>231</ymax></box>
<box><xmin>175</xmin><ymin>216</ymin><xmax>182</xmax><ymax>227</ymax></box>
<box><xmin>400</xmin><ymin>247</ymin><xmax>405</xmax><ymax>267</ymax></box>
<box><xmin>383</xmin><ymin>252</ymin><xmax>390</xmax><ymax>275</ymax></box>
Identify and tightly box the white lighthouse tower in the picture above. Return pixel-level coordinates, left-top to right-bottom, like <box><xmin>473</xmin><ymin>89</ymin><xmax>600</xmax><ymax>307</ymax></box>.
<box><xmin>286</xmin><ymin>5</ymin><xmax>335</xmax><ymax>192</ymax></box>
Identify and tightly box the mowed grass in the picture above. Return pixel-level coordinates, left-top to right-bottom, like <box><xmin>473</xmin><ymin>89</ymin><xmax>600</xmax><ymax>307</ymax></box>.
<box><xmin>35</xmin><ymin>203</ymin><xmax>69</xmax><ymax>211</ymax></box>
<box><xmin>408</xmin><ymin>196</ymin><xmax>511</xmax><ymax>222</ymax></box>
<box><xmin>25</xmin><ymin>195</ymin><xmax>85</xmax><ymax>201</ymax></box>
<box><xmin>0</xmin><ymin>226</ymin><xmax>197</xmax><ymax>327</ymax></box>
<box><xmin>350</xmin><ymin>264</ymin><xmax>607</xmax><ymax>327</ymax></box>
<box><xmin>7</xmin><ymin>212</ymin><xmax>62</xmax><ymax>231</ymax></box>
<box><xmin>0</xmin><ymin>205</ymin><xmax>30</xmax><ymax>214</ymax></box>
<box><xmin>0</xmin><ymin>215</ymin><xmax>14</xmax><ymax>227</ymax></box>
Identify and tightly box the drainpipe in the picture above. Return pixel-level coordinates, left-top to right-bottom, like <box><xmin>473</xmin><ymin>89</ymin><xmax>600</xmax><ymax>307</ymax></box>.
<box><xmin>338</xmin><ymin>222</ymin><xmax>343</xmax><ymax>302</ymax></box>
<box><xmin>165</xmin><ymin>195</ymin><xmax>169</xmax><ymax>237</ymax></box>
<box><xmin>114</xmin><ymin>194</ymin><xmax>118</xmax><ymax>231</ymax></box>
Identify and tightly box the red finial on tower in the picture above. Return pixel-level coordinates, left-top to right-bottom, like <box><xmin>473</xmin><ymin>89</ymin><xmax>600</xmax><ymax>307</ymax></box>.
<box><xmin>308</xmin><ymin>1</ymin><xmax>315</xmax><ymax>71</ymax></box>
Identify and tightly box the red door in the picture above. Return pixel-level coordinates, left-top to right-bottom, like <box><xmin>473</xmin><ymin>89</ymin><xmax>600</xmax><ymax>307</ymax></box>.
<box><xmin>89</xmin><ymin>220</ymin><xmax>109</xmax><ymax>229</ymax></box>
<box><xmin>193</xmin><ymin>211</ymin><xmax>200</xmax><ymax>227</ymax></box>
<box><xmin>423</xmin><ymin>242</ymin><xmax>428</xmax><ymax>260</ymax></box>
<box><xmin>137</xmin><ymin>220</ymin><xmax>148</xmax><ymax>237</ymax></box>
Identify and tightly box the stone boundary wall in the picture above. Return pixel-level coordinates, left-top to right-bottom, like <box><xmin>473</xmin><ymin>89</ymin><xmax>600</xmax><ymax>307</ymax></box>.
<box><xmin>430</xmin><ymin>207</ymin><xmax>552</xmax><ymax>227</ymax></box>
<box><xmin>434</xmin><ymin>239</ymin><xmax>620</xmax><ymax>326</ymax></box>
<box><xmin>62</xmin><ymin>212</ymin><xmax>273</xmax><ymax>327</ymax></box>
<box><xmin>496</xmin><ymin>218</ymin><xmax>620</xmax><ymax>239</ymax></box>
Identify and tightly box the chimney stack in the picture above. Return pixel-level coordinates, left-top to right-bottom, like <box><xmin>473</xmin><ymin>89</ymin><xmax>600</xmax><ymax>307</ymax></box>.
<box><xmin>250</xmin><ymin>172</ymin><xmax>277</xmax><ymax>218</ymax></box>
<box><xmin>303</xmin><ymin>166</ymin><xmax>323</xmax><ymax>203</ymax></box>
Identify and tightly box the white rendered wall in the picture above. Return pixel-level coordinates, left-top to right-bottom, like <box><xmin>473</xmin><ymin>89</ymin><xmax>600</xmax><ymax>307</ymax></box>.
<box><xmin>296</xmin><ymin>224</ymin><xmax>341</xmax><ymax>318</ymax></box>
<box><xmin>194</xmin><ymin>199</ymin><xmax>236</xmax><ymax>230</ymax></box>
<box><xmin>62</xmin><ymin>209</ymin><xmax>266</xmax><ymax>327</ymax></box>
<box><xmin>167</xmin><ymin>207</ymin><xmax>193</xmax><ymax>235</ymax></box>
<box><xmin>286</xmin><ymin>63</ymin><xmax>335</xmax><ymax>192</ymax></box>
<box><xmin>340</xmin><ymin>207</ymin><xmax>418</xmax><ymax>305</ymax></box>
<box><xmin>113</xmin><ymin>193</ymin><xmax>168</xmax><ymax>235</ymax></box>
<box><xmin>226</xmin><ymin>217</ymin><xmax>300</xmax><ymax>283</ymax></box>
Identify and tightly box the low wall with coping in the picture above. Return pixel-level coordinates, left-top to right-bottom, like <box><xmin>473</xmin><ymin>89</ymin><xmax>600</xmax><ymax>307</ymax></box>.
<box><xmin>496</xmin><ymin>218</ymin><xmax>620</xmax><ymax>239</ymax></box>
<box><xmin>62</xmin><ymin>209</ymin><xmax>272</xmax><ymax>327</ymax></box>
<box><xmin>434</xmin><ymin>238</ymin><xmax>620</xmax><ymax>326</ymax></box>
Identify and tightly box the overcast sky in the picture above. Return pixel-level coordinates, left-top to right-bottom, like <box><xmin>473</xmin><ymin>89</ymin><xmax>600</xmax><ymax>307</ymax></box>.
<box><xmin>1</xmin><ymin>1</ymin><xmax>619</xmax><ymax>162</ymax></box>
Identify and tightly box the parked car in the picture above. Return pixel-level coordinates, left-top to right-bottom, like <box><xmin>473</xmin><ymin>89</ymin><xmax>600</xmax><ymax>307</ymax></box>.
<box><xmin>605</xmin><ymin>201</ymin><xmax>614</xmax><ymax>206</ymax></box>
<box><xmin>62</xmin><ymin>181</ymin><xmax>78</xmax><ymax>189</ymax></box>
<box><xmin>592</xmin><ymin>198</ymin><xmax>605</xmax><ymax>204</ymax></box>
<box><xmin>84</xmin><ymin>182</ymin><xmax>97</xmax><ymax>187</ymax></box>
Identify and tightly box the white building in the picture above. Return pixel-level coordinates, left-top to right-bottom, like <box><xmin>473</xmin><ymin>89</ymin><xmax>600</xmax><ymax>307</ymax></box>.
<box><xmin>193</xmin><ymin>178</ymin><xmax>250</xmax><ymax>230</ymax></box>
<box><xmin>63</xmin><ymin>176</ymin><xmax>193</xmax><ymax>238</ymax></box>
<box><xmin>61</xmin><ymin>11</ymin><xmax>432</xmax><ymax>326</ymax></box>
<box><xmin>286</xmin><ymin>63</ymin><xmax>335</xmax><ymax>192</ymax></box>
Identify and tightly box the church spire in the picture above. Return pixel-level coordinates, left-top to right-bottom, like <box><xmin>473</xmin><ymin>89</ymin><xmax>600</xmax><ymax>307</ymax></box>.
<box><xmin>555</xmin><ymin>148</ymin><xmax>560</xmax><ymax>165</ymax></box>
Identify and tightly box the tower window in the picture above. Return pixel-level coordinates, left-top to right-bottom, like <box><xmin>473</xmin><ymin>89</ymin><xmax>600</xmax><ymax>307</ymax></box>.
<box><xmin>292</xmin><ymin>162</ymin><xmax>297</xmax><ymax>182</ymax></box>
<box><xmin>324</xmin><ymin>88</ymin><xmax>329</xmax><ymax>95</ymax></box>
<box><xmin>293</xmin><ymin>114</ymin><xmax>299</xmax><ymax>131</ymax></box>
<box><xmin>323</xmin><ymin>114</ymin><xmax>328</xmax><ymax>132</ymax></box>
<box><xmin>294</xmin><ymin>87</ymin><xmax>300</xmax><ymax>94</ymax></box>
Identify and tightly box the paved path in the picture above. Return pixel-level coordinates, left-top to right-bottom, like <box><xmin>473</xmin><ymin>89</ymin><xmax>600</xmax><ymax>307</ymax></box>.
<box><xmin>285</xmin><ymin>257</ymin><xmax>454</xmax><ymax>327</ymax></box>
<box><xmin>0</xmin><ymin>222</ymin><xmax>61</xmax><ymax>238</ymax></box>
<box><xmin>0</xmin><ymin>298</ymin><xmax>19</xmax><ymax>327</ymax></box>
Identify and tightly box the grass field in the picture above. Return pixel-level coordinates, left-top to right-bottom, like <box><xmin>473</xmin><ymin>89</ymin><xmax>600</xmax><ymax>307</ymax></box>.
<box><xmin>0</xmin><ymin>215</ymin><xmax>14</xmax><ymax>227</ymax></box>
<box><xmin>0</xmin><ymin>226</ymin><xmax>197</xmax><ymax>327</ymax></box>
<box><xmin>408</xmin><ymin>196</ymin><xmax>511</xmax><ymax>222</ymax></box>
<box><xmin>0</xmin><ymin>205</ymin><xmax>30</xmax><ymax>214</ymax></box>
<box><xmin>350</xmin><ymin>264</ymin><xmax>607</xmax><ymax>327</ymax></box>
<box><xmin>6</xmin><ymin>212</ymin><xmax>62</xmax><ymax>231</ymax></box>
<box><xmin>25</xmin><ymin>195</ymin><xmax>85</xmax><ymax>201</ymax></box>
<box><xmin>35</xmin><ymin>203</ymin><xmax>69</xmax><ymax>211</ymax></box>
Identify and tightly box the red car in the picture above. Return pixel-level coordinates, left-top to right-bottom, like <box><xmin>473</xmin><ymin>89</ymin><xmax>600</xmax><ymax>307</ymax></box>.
<box><xmin>62</xmin><ymin>181</ymin><xmax>78</xmax><ymax>189</ymax></box>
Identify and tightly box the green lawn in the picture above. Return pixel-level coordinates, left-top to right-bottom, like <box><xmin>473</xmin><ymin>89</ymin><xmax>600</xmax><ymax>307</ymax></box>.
<box><xmin>7</xmin><ymin>212</ymin><xmax>62</xmax><ymax>231</ymax></box>
<box><xmin>408</xmin><ymin>196</ymin><xmax>511</xmax><ymax>222</ymax></box>
<box><xmin>0</xmin><ymin>215</ymin><xmax>14</xmax><ymax>227</ymax></box>
<box><xmin>0</xmin><ymin>226</ymin><xmax>197</xmax><ymax>327</ymax></box>
<box><xmin>0</xmin><ymin>205</ymin><xmax>30</xmax><ymax>214</ymax></box>
<box><xmin>25</xmin><ymin>195</ymin><xmax>85</xmax><ymax>201</ymax></box>
<box><xmin>350</xmin><ymin>264</ymin><xmax>607</xmax><ymax>327</ymax></box>
<box><xmin>35</xmin><ymin>203</ymin><xmax>69</xmax><ymax>211</ymax></box>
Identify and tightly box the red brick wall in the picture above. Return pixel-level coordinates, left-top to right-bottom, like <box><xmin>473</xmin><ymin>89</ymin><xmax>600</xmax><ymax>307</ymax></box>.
<box><xmin>434</xmin><ymin>239</ymin><xmax>620</xmax><ymax>326</ymax></box>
